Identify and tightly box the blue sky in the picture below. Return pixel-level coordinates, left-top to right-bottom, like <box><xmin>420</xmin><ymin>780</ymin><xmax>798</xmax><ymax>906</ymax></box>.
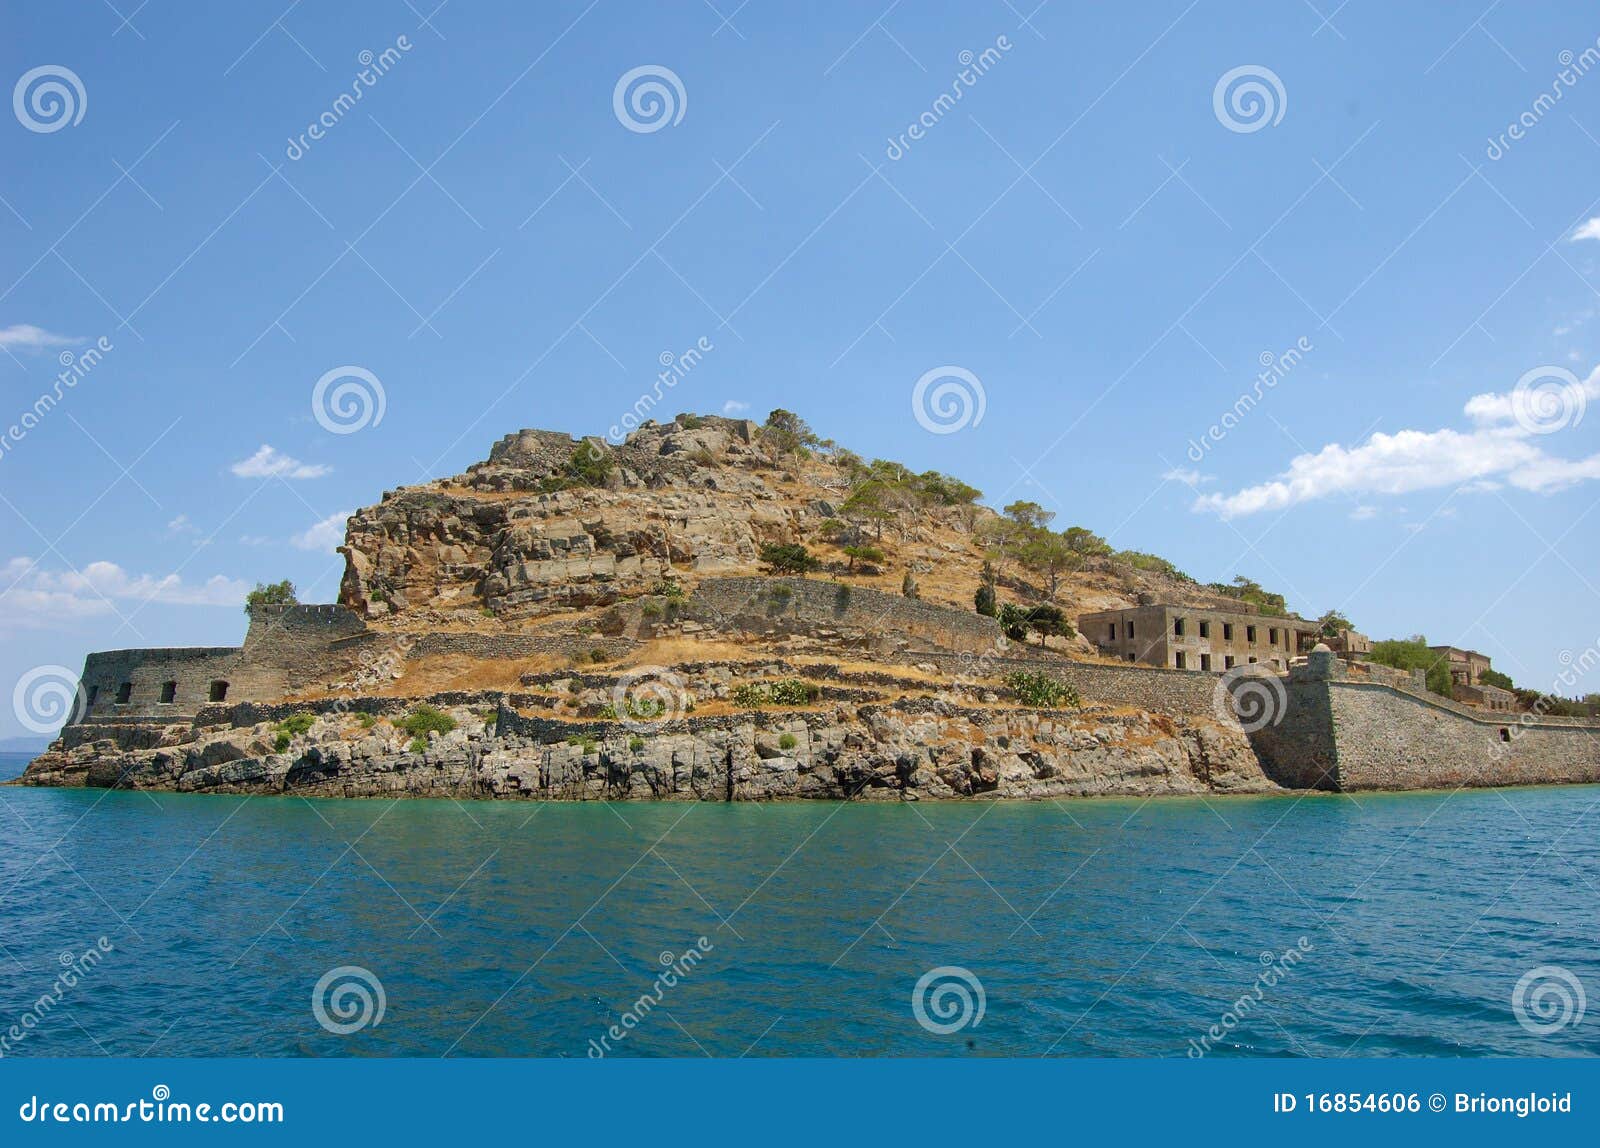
<box><xmin>4</xmin><ymin>1</ymin><xmax>1600</xmax><ymax>737</ymax></box>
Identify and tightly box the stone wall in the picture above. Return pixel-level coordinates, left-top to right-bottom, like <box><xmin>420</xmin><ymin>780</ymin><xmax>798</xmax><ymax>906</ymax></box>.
<box><xmin>1248</xmin><ymin>649</ymin><xmax>1600</xmax><ymax>792</ymax></box>
<box><xmin>686</xmin><ymin>577</ymin><xmax>1003</xmax><ymax>654</ymax></box>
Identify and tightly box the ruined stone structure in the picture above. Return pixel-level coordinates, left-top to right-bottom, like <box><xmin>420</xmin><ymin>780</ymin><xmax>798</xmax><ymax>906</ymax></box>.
<box><xmin>1249</xmin><ymin>647</ymin><xmax>1600</xmax><ymax>791</ymax></box>
<box><xmin>1078</xmin><ymin>603</ymin><xmax>1318</xmax><ymax>673</ymax></box>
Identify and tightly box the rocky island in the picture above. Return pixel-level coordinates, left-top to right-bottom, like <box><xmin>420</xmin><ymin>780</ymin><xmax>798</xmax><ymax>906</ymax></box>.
<box><xmin>16</xmin><ymin>412</ymin><xmax>1600</xmax><ymax>801</ymax></box>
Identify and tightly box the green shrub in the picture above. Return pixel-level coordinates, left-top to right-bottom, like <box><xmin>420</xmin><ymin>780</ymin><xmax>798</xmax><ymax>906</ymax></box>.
<box><xmin>399</xmin><ymin>704</ymin><xmax>457</xmax><ymax>737</ymax></box>
<box><xmin>734</xmin><ymin>679</ymin><xmax>821</xmax><ymax>708</ymax></box>
<box><xmin>769</xmin><ymin>583</ymin><xmax>793</xmax><ymax>603</ymax></box>
<box><xmin>595</xmin><ymin>703</ymin><xmax>618</xmax><ymax>720</ymax></box>
<box><xmin>641</xmin><ymin>601</ymin><xmax>663</xmax><ymax>618</ymax></box>
<box><xmin>479</xmin><ymin>709</ymin><xmax>498</xmax><ymax>726</ymax></box>
<box><xmin>834</xmin><ymin>582</ymin><xmax>852</xmax><ymax>609</ymax></box>
<box><xmin>277</xmin><ymin>712</ymin><xmax>316</xmax><ymax>737</ymax></box>
<box><xmin>759</xmin><ymin>542</ymin><xmax>820</xmax><ymax>574</ymax></box>
<box><xmin>274</xmin><ymin>731</ymin><xmax>291</xmax><ymax>754</ymax></box>
<box><xmin>1004</xmin><ymin>670</ymin><xmax>1080</xmax><ymax>708</ymax></box>
<box><xmin>679</xmin><ymin>414</ymin><xmax>704</xmax><ymax>430</ymax></box>
<box><xmin>355</xmin><ymin>712</ymin><xmax>378</xmax><ymax>729</ymax></box>
<box><xmin>567</xmin><ymin>443</ymin><xmax>613</xmax><ymax>486</ymax></box>
<box><xmin>778</xmin><ymin>733</ymin><xmax>797</xmax><ymax>751</ymax></box>
<box><xmin>409</xmin><ymin>736</ymin><xmax>428</xmax><ymax>754</ymax></box>
<box><xmin>629</xmin><ymin>736</ymin><xmax>646</xmax><ymax>752</ymax></box>
<box><xmin>589</xmin><ymin>648</ymin><xmax>610</xmax><ymax>663</ymax></box>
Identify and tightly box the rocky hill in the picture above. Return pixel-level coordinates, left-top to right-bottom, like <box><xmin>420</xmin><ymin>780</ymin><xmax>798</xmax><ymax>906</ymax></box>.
<box><xmin>16</xmin><ymin>411</ymin><xmax>1308</xmax><ymax>802</ymax></box>
<box><xmin>335</xmin><ymin>412</ymin><xmax>1259</xmax><ymax>642</ymax></box>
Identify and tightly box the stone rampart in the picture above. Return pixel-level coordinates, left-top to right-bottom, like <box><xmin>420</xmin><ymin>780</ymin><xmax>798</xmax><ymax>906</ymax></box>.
<box><xmin>686</xmin><ymin>577</ymin><xmax>1002</xmax><ymax>654</ymax></box>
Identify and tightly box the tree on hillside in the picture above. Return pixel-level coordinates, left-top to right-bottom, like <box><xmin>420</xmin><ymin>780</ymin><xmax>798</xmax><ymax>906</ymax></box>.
<box><xmin>1062</xmin><ymin>525</ymin><xmax>1111</xmax><ymax>562</ymax></box>
<box><xmin>1317</xmin><ymin>609</ymin><xmax>1353</xmax><ymax>638</ymax></box>
<box><xmin>1480</xmin><ymin>668</ymin><xmax>1514</xmax><ymax>690</ymax></box>
<box><xmin>245</xmin><ymin>580</ymin><xmax>298</xmax><ymax>616</ymax></box>
<box><xmin>841</xmin><ymin>544</ymin><xmax>884</xmax><ymax>573</ymax></box>
<box><xmin>1002</xmin><ymin>500</ymin><xmax>1055</xmax><ymax>530</ymax></box>
<box><xmin>1210</xmin><ymin>575</ymin><xmax>1288</xmax><ymax>617</ymax></box>
<box><xmin>1018</xmin><ymin>530</ymin><xmax>1075</xmax><ymax>599</ymax></box>
<box><xmin>974</xmin><ymin>561</ymin><xmax>998</xmax><ymax>618</ymax></box>
<box><xmin>761</xmin><ymin>409</ymin><xmax>816</xmax><ymax>462</ymax></box>
<box><xmin>759</xmin><ymin>543</ymin><xmax>820</xmax><ymax>574</ymax></box>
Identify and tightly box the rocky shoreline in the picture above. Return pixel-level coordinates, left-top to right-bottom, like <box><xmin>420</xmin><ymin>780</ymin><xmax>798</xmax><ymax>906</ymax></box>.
<box><xmin>13</xmin><ymin>695</ymin><xmax>1279</xmax><ymax>802</ymax></box>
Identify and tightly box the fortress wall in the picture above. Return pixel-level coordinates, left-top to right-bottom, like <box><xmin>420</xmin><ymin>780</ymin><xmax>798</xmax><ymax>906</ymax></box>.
<box><xmin>1324</xmin><ymin>681</ymin><xmax>1600</xmax><ymax>791</ymax></box>
<box><xmin>891</xmin><ymin>648</ymin><xmax>1227</xmax><ymax>719</ymax></box>
<box><xmin>406</xmin><ymin>632</ymin><xmax>637</xmax><ymax>662</ymax></box>
<box><xmin>77</xmin><ymin>647</ymin><xmax>275</xmax><ymax>721</ymax></box>
<box><xmin>687</xmin><ymin>577</ymin><xmax>1002</xmax><ymax>654</ymax></box>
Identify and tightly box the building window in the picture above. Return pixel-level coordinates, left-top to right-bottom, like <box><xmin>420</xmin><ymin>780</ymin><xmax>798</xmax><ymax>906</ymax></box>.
<box><xmin>1224</xmin><ymin>656</ymin><xmax>1235</xmax><ymax>670</ymax></box>
<box><xmin>1108</xmin><ymin>622</ymin><xmax>1117</xmax><ymax>641</ymax></box>
<box><xmin>208</xmin><ymin>680</ymin><xmax>229</xmax><ymax>703</ymax></box>
<box><xmin>1248</xmin><ymin>657</ymin><xmax>1257</xmax><ymax>664</ymax></box>
<box><xmin>1174</xmin><ymin>652</ymin><xmax>1187</xmax><ymax>669</ymax></box>
<box><xmin>1127</xmin><ymin>622</ymin><xmax>1135</xmax><ymax>640</ymax></box>
<box><xmin>115</xmin><ymin>682</ymin><xmax>132</xmax><ymax>704</ymax></box>
<box><xmin>1223</xmin><ymin>623</ymin><xmax>1234</xmax><ymax>640</ymax></box>
<box><xmin>1499</xmin><ymin>727</ymin><xmax>1511</xmax><ymax>743</ymax></box>
<box><xmin>86</xmin><ymin>685</ymin><xmax>99</xmax><ymax>709</ymax></box>
<box><xmin>1200</xmin><ymin>654</ymin><xmax>1212</xmax><ymax>671</ymax></box>
<box><xmin>159</xmin><ymin>680</ymin><xmax>177</xmax><ymax>704</ymax></box>
<box><xmin>1268</xmin><ymin>628</ymin><xmax>1279</xmax><ymax>645</ymax></box>
<box><xmin>1126</xmin><ymin>653</ymin><xmax>1136</xmax><ymax>662</ymax></box>
<box><xmin>1173</xmin><ymin>618</ymin><xmax>1186</xmax><ymax>637</ymax></box>
<box><xmin>1246</xmin><ymin>625</ymin><xmax>1257</xmax><ymax>643</ymax></box>
<box><xmin>1198</xmin><ymin>621</ymin><xmax>1210</xmax><ymax>638</ymax></box>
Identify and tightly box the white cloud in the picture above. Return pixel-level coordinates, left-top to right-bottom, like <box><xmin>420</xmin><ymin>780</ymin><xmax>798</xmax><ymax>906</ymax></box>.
<box><xmin>0</xmin><ymin>557</ymin><xmax>249</xmax><ymax>630</ymax></box>
<box><xmin>1571</xmin><ymin>218</ymin><xmax>1600</xmax><ymax>242</ymax></box>
<box><xmin>1162</xmin><ymin>466</ymin><xmax>1212</xmax><ymax>486</ymax></box>
<box><xmin>230</xmin><ymin>444</ymin><xmax>330</xmax><ymax>480</ymax></box>
<box><xmin>1196</xmin><ymin>367</ymin><xmax>1600</xmax><ymax>519</ymax></box>
<box><xmin>721</xmin><ymin>400</ymin><xmax>750</xmax><ymax>415</ymax></box>
<box><xmin>1348</xmin><ymin>505</ymin><xmax>1379</xmax><ymax>521</ymax></box>
<box><xmin>291</xmin><ymin>510</ymin><xmax>351</xmax><ymax>553</ymax></box>
<box><xmin>0</xmin><ymin>324</ymin><xmax>77</xmax><ymax>351</ymax></box>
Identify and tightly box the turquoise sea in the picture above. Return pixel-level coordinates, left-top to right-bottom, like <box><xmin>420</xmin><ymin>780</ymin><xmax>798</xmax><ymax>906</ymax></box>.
<box><xmin>0</xmin><ymin>780</ymin><xmax>1595</xmax><ymax>1058</ymax></box>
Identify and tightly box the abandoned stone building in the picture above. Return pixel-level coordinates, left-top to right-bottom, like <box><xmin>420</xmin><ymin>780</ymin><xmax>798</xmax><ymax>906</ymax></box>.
<box><xmin>1078</xmin><ymin>603</ymin><xmax>1319</xmax><ymax>673</ymax></box>
<box><xmin>1429</xmin><ymin>644</ymin><xmax>1516</xmax><ymax>712</ymax></box>
<box><xmin>1323</xmin><ymin>628</ymin><xmax>1372</xmax><ymax>660</ymax></box>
